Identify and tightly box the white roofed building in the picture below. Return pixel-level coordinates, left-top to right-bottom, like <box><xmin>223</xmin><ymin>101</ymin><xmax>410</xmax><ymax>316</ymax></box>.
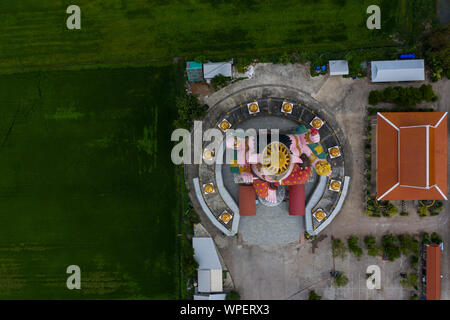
<box><xmin>193</xmin><ymin>237</ymin><xmax>224</xmax><ymax>296</ymax></box>
<box><xmin>203</xmin><ymin>61</ymin><xmax>233</xmax><ymax>83</ymax></box>
<box><xmin>329</xmin><ymin>60</ymin><xmax>349</xmax><ymax>76</ymax></box>
<box><xmin>371</xmin><ymin>59</ymin><xmax>425</xmax><ymax>82</ymax></box>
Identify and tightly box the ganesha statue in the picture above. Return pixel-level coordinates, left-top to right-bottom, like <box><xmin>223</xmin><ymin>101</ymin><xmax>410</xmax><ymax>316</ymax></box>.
<box><xmin>227</xmin><ymin>125</ymin><xmax>331</xmax><ymax>205</ymax></box>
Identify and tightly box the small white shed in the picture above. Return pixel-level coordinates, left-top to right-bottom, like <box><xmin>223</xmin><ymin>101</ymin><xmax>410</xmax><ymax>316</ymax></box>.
<box><xmin>193</xmin><ymin>237</ymin><xmax>223</xmax><ymax>293</ymax></box>
<box><xmin>329</xmin><ymin>60</ymin><xmax>349</xmax><ymax>76</ymax></box>
<box><xmin>203</xmin><ymin>61</ymin><xmax>233</xmax><ymax>83</ymax></box>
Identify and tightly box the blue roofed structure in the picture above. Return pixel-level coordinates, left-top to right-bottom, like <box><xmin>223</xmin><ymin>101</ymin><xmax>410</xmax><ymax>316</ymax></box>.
<box><xmin>186</xmin><ymin>61</ymin><xmax>204</xmax><ymax>83</ymax></box>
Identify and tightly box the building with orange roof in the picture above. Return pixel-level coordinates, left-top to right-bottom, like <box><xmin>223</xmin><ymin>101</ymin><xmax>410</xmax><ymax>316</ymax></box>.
<box><xmin>426</xmin><ymin>244</ymin><xmax>441</xmax><ymax>300</ymax></box>
<box><xmin>376</xmin><ymin>112</ymin><xmax>447</xmax><ymax>201</ymax></box>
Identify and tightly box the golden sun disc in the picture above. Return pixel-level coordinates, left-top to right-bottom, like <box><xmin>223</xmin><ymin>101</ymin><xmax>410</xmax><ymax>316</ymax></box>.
<box><xmin>204</xmin><ymin>183</ymin><xmax>214</xmax><ymax>194</ymax></box>
<box><xmin>312</xmin><ymin>118</ymin><xmax>323</xmax><ymax>128</ymax></box>
<box><xmin>282</xmin><ymin>103</ymin><xmax>293</xmax><ymax>113</ymax></box>
<box><xmin>314</xmin><ymin>210</ymin><xmax>325</xmax><ymax>221</ymax></box>
<box><xmin>219</xmin><ymin>120</ymin><xmax>230</xmax><ymax>130</ymax></box>
<box><xmin>249</xmin><ymin>103</ymin><xmax>259</xmax><ymax>113</ymax></box>
<box><xmin>330</xmin><ymin>147</ymin><xmax>340</xmax><ymax>157</ymax></box>
<box><xmin>330</xmin><ymin>181</ymin><xmax>341</xmax><ymax>191</ymax></box>
<box><xmin>220</xmin><ymin>212</ymin><xmax>231</xmax><ymax>223</ymax></box>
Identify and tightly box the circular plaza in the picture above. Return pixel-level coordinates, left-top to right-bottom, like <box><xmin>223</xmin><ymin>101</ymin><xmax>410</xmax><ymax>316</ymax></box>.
<box><xmin>187</xmin><ymin>88</ymin><xmax>351</xmax><ymax>246</ymax></box>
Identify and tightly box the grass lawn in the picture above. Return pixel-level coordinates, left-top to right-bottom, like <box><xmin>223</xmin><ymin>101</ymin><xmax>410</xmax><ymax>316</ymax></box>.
<box><xmin>0</xmin><ymin>65</ymin><xmax>184</xmax><ymax>299</ymax></box>
<box><xmin>0</xmin><ymin>0</ymin><xmax>414</xmax><ymax>73</ymax></box>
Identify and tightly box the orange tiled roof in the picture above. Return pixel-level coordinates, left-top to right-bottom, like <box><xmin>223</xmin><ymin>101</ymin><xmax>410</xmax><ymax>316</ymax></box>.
<box><xmin>376</xmin><ymin>112</ymin><xmax>447</xmax><ymax>200</ymax></box>
<box><xmin>426</xmin><ymin>244</ymin><xmax>441</xmax><ymax>300</ymax></box>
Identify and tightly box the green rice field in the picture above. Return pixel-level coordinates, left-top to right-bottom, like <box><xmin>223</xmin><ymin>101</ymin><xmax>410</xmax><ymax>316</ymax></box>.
<box><xmin>0</xmin><ymin>65</ymin><xmax>184</xmax><ymax>298</ymax></box>
<box><xmin>0</xmin><ymin>0</ymin><xmax>414</xmax><ymax>73</ymax></box>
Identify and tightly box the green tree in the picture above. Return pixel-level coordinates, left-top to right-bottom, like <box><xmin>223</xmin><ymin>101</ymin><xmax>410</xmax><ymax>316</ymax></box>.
<box><xmin>211</xmin><ymin>74</ymin><xmax>230</xmax><ymax>90</ymax></box>
<box><xmin>400</xmin><ymin>273</ymin><xmax>418</xmax><ymax>289</ymax></box>
<box><xmin>422</xmin><ymin>232</ymin><xmax>431</xmax><ymax>244</ymax></box>
<box><xmin>425</xmin><ymin>24</ymin><xmax>450</xmax><ymax>80</ymax></box>
<box><xmin>347</xmin><ymin>236</ymin><xmax>363</xmax><ymax>260</ymax></box>
<box><xmin>308</xmin><ymin>290</ymin><xmax>322</xmax><ymax>300</ymax></box>
<box><xmin>226</xmin><ymin>290</ymin><xmax>241</xmax><ymax>300</ymax></box>
<box><xmin>364</xmin><ymin>235</ymin><xmax>382</xmax><ymax>257</ymax></box>
<box><xmin>431</xmin><ymin>232</ymin><xmax>443</xmax><ymax>244</ymax></box>
<box><xmin>334</xmin><ymin>272</ymin><xmax>349</xmax><ymax>287</ymax></box>
<box><xmin>368</xmin><ymin>90</ymin><xmax>383</xmax><ymax>105</ymax></box>
<box><xmin>397</xmin><ymin>234</ymin><xmax>419</xmax><ymax>256</ymax></box>
<box><xmin>420</xmin><ymin>84</ymin><xmax>434</xmax><ymax>102</ymax></box>
<box><xmin>382</xmin><ymin>234</ymin><xmax>401</xmax><ymax>261</ymax></box>
<box><xmin>332</xmin><ymin>239</ymin><xmax>347</xmax><ymax>259</ymax></box>
<box><xmin>173</xmin><ymin>94</ymin><xmax>208</xmax><ymax>129</ymax></box>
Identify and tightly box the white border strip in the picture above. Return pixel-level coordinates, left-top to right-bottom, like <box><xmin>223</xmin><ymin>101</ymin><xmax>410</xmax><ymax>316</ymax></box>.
<box><xmin>435</xmin><ymin>186</ymin><xmax>448</xmax><ymax>200</ymax></box>
<box><xmin>310</xmin><ymin>176</ymin><xmax>351</xmax><ymax>235</ymax></box>
<box><xmin>378</xmin><ymin>113</ymin><xmax>399</xmax><ymax>131</ymax></box>
<box><xmin>377</xmin><ymin>182</ymin><xmax>399</xmax><ymax>200</ymax></box>
<box><xmin>215</xmin><ymin>141</ymin><xmax>240</xmax><ymax>234</ymax></box>
<box><xmin>433</xmin><ymin>112</ymin><xmax>448</xmax><ymax>128</ymax></box>
<box><xmin>193</xmin><ymin>177</ymin><xmax>235</xmax><ymax>236</ymax></box>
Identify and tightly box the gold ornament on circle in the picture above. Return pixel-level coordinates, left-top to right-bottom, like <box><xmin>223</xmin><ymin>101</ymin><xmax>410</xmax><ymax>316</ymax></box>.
<box><xmin>312</xmin><ymin>118</ymin><xmax>323</xmax><ymax>129</ymax></box>
<box><xmin>219</xmin><ymin>120</ymin><xmax>231</xmax><ymax>131</ymax></box>
<box><xmin>314</xmin><ymin>210</ymin><xmax>326</xmax><ymax>221</ymax></box>
<box><xmin>315</xmin><ymin>160</ymin><xmax>331</xmax><ymax>176</ymax></box>
<box><xmin>262</xmin><ymin>142</ymin><xmax>291</xmax><ymax>175</ymax></box>
<box><xmin>248</xmin><ymin>103</ymin><xmax>259</xmax><ymax>113</ymax></box>
<box><xmin>330</xmin><ymin>180</ymin><xmax>341</xmax><ymax>191</ymax></box>
<box><xmin>203</xmin><ymin>183</ymin><xmax>214</xmax><ymax>194</ymax></box>
<box><xmin>330</xmin><ymin>147</ymin><xmax>340</xmax><ymax>157</ymax></box>
<box><xmin>220</xmin><ymin>211</ymin><xmax>232</xmax><ymax>223</ymax></box>
<box><xmin>282</xmin><ymin>103</ymin><xmax>293</xmax><ymax>113</ymax></box>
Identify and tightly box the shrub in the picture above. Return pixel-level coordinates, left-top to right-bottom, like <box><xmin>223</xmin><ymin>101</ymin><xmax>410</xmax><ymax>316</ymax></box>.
<box><xmin>400</xmin><ymin>273</ymin><xmax>418</xmax><ymax>289</ymax></box>
<box><xmin>368</xmin><ymin>85</ymin><xmax>437</xmax><ymax>107</ymax></box>
<box><xmin>383</xmin><ymin>203</ymin><xmax>398</xmax><ymax>217</ymax></box>
<box><xmin>419</xmin><ymin>205</ymin><xmax>429</xmax><ymax>217</ymax></box>
<box><xmin>308</xmin><ymin>290</ymin><xmax>322</xmax><ymax>300</ymax></box>
<box><xmin>226</xmin><ymin>290</ymin><xmax>241</xmax><ymax>300</ymax></box>
<box><xmin>332</xmin><ymin>239</ymin><xmax>347</xmax><ymax>259</ymax></box>
<box><xmin>334</xmin><ymin>272</ymin><xmax>349</xmax><ymax>287</ymax></box>
<box><xmin>411</xmin><ymin>255</ymin><xmax>419</xmax><ymax>269</ymax></box>
<box><xmin>420</xmin><ymin>84</ymin><xmax>434</xmax><ymax>102</ymax></box>
<box><xmin>211</xmin><ymin>74</ymin><xmax>230</xmax><ymax>90</ymax></box>
<box><xmin>382</xmin><ymin>234</ymin><xmax>401</xmax><ymax>261</ymax></box>
<box><xmin>422</xmin><ymin>232</ymin><xmax>431</xmax><ymax>244</ymax></box>
<box><xmin>368</xmin><ymin>91</ymin><xmax>383</xmax><ymax>105</ymax></box>
<box><xmin>186</xmin><ymin>209</ymin><xmax>201</xmax><ymax>225</ymax></box>
<box><xmin>364</xmin><ymin>235</ymin><xmax>383</xmax><ymax>257</ymax></box>
<box><xmin>397</xmin><ymin>234</ymin><xmax>419</xmax><ymax>256</ymax></box>
<box><xmin>431</xmin><ymin>232</ymin><xmax>442</xmax><ymax>244</ymax></box>
<box><xmin>347</xmin><ymin>236</ymin><xmax>363</xmax><ymax>260</ymax></box>
<box><xmin>173</xmin><ymin>94</ymin><xmax>208</xmax><ymax>129</ymax></box>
